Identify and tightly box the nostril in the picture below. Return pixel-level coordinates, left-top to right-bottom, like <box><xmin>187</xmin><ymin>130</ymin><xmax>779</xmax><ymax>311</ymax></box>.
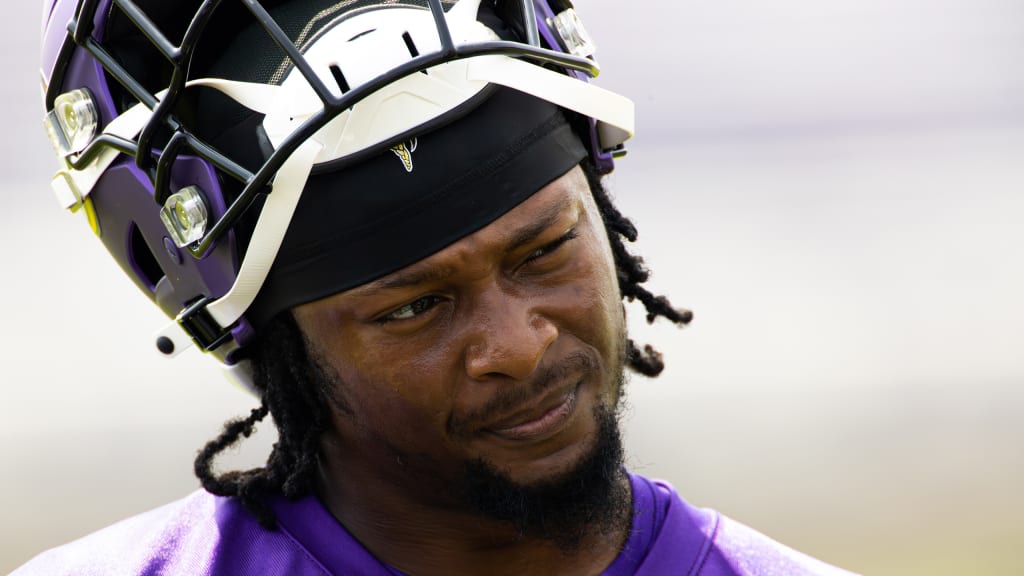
<box><xmin>464</xmin><ymin>313</ymin><xmax>558</xmax><ymax>381</ymax></box>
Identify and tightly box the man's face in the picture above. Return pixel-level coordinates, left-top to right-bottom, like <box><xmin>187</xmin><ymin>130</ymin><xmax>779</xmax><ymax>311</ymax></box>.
<box><xmin>293</xmin><ymin>165</ymin><xmax>626</xmax><ymax>503</ymax></box>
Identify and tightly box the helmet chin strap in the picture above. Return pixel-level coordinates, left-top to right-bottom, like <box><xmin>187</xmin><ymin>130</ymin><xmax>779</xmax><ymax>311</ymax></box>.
<box><xmin>154</xmin><ymin>138</ymin><xmax>322</xmax><ymax>359</ymax></box>
<box><xmin>47</xmin><ymin>83</ymin><xmax>321</xmax><ymax>369</ymax></box>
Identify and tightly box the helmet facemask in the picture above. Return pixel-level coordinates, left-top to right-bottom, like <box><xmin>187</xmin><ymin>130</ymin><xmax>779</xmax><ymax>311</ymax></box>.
<box><xmin>41</xmin><ymin>0</ymin><xmax>634</xmax><ymax>390</ymax></box>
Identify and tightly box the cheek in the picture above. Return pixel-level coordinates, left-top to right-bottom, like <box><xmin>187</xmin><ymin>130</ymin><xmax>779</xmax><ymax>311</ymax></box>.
<box><xmin>579</xmin><ymin>198</ymin><xmax>624</xmax><ymax>319</ymax></box>
<box><xmin>569</xmin><ymin>272</ymin><xmax>618</xmax><ymax>325</ymax></box>
<box><xmin>324</xmin><ymin>364</ymin><xmax>449</xmax><ymax>473</ymax></box>
<box><xmin>585</xmin><ymin>225</ymin><xmax>625</xmax><ymax>314</ymax></box>
<box><xmin>555</xmin><ymin>235</ymin><xmax>625</xmax><ymax>356</ymax></box>
<box><xmin>324</xmin><ymin>331</ymin><xmax>458</xmax><ymax>446</ymax></box>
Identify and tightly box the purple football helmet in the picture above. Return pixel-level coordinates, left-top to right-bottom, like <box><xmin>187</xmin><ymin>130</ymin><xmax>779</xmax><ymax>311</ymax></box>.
<box><xmin>40</xmin><ymin>0</ymin><xmax>634</xmax><ymax>388</ymax></box>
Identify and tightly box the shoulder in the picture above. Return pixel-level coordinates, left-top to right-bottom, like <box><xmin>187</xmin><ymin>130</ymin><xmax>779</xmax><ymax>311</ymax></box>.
<box><xmin>11</xmin><ymin>490</ymin><xmax>329</xmax><ymax>576</ymax></box>
<box><xmin>697</xmin><ymin>512</ymin><xmax>858</xmax><ymax>576</ymax></box>
<box><xmin>632</xmin><ymin>476</ymin><xmax>857</xmax><ymax>576</ymax></box>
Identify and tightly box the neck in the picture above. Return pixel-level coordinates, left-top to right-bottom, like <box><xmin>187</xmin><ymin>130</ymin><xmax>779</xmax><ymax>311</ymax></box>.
<box><xmin>317</xmin><ymin>454</ymin><xmax>633</xmax><ymax>576</ymax></box>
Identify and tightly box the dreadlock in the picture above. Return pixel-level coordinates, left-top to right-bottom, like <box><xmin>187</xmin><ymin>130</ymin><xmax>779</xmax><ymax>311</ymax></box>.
<box><xmin>193</xmin><ymin>159</ymin><xmax>692</xmax><ymax>526</ymax></box>
<box><xmin>193</xmin><ymin>312</ymin><xmax>328</xmax><ymax>527</ymax></box>
<box><xmin>579</xmin><ymin>161</ymin><xmax>694</xmax><ymax>375</ymax></box>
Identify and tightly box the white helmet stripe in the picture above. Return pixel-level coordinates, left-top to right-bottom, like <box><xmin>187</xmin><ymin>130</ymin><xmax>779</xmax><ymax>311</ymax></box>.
<box><xmin>188</xmin><ymin>54</ymin><xmax>634</xmax><ymax>165</ymax></box>
<box><xmin>466</xmin><ymin>55</ymin><xmax>634</xmax><ymax>149</ymax></box>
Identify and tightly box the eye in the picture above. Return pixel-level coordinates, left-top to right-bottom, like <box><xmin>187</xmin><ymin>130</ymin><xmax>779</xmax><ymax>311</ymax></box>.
<box><xmin>378</xmin><ymin>295</ymin><xmax>444</xmax><ymax>323</ymax></box>
<box><xmin>524</xmin><ymin>228</ymin><xmax>578</xmax><ymax>264</ymax></box>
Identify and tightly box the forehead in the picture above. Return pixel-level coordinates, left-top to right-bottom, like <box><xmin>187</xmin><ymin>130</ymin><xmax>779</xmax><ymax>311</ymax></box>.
<box><xmin>247</xmin><ymin>88</ymin><xmax>587</xmax><ymax>326</ymax></box>
<box><xmin>343</xmin><ymin>165</ymin><xmax>590</xmax><ymax>296</ymax></box>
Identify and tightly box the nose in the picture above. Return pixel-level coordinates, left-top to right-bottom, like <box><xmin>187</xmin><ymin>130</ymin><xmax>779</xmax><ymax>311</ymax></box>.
<box><xmin>464</xmin><ymin>290</ymin><xmax>557</xmax><ymax>381</ymax></box>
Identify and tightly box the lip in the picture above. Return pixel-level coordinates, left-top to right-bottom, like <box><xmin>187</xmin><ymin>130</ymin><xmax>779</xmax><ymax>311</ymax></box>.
<box><xmin>484</xmin><ymin>383</ymin><xmax>580</xmax><ymax>442</ymax></box>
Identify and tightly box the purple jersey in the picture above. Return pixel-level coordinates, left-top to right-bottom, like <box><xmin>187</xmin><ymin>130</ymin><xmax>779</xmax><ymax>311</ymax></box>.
<box><xmin>14</xmin><ymin>474</ymin><xmax>855</xmax><ymax>575</ymax></box>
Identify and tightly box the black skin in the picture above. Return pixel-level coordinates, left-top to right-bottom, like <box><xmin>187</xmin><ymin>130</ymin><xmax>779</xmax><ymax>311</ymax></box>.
<box><xmin>293</xmin><ymin>166</ymin><xmax>627</xmax><ymax>574</ymax></box>
<box><xmin>194</xmin><ymin>160</ymin><xmax>692</xmax><ymax>574</ymax></box>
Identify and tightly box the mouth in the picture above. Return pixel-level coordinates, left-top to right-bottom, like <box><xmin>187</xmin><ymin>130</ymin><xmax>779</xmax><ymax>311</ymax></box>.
<box><xmin>483</xmin><ymin>383</ymin><xmax>580</xmax><ymax>442</ymax></box>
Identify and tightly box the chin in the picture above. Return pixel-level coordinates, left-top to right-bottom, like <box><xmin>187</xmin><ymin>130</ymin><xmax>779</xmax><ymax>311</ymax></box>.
<box><xmin>478</xmin><ymin>376</ymin><xmax>612</xmax><ymax>486</ymax></box>
<box><xmin>459</xmin><ymin>404</ymin><xmax>629</xmax><ymax>549</ymax></box>
<box><xmin>509</xmin><ymin>428</ymin><xmax>601</xmax><ymax>488</ymax></box>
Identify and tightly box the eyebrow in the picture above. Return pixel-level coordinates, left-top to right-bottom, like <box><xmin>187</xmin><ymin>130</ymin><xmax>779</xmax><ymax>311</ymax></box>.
<box><xmin>368</xmin><ymin>263</ymin><xmax>456</xmax><ymax>292</ymax></box>
<box><xmin>359</xmin><ymin>195</ymin><xmax>576</xmax><ymax>293</ymax></box>
<box><xmin>504</xmin><ymin>194</ymin><xmax>574</xmax><ymax>254</ymax></box>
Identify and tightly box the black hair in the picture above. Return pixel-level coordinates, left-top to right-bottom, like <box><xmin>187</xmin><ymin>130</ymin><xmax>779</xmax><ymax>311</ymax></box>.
<box><xmin>194</xmin><ymin>160</ymin><xmax>692</xmax><ymax>527</ymax></box>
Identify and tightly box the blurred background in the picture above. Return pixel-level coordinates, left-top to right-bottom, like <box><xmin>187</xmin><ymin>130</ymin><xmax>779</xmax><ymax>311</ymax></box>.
<box><xmin>3</xmin><ymin>1</ymin><xmax>1023</xmax><ymax>574</ymax></box>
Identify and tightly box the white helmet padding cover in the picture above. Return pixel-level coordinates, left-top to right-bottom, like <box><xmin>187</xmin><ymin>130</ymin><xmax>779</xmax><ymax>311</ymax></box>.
<box><xmin>155</xmin><ymin>0</ymin><xmax>634</xmax><ymax>360</ymax></box>
<box><xmin>191</xmin><ymin>0</ymin><xmax>631</xmax><ymax>167</ymax></box>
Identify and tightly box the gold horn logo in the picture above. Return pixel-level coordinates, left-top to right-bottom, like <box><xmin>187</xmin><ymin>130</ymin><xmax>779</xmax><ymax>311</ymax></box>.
<box><xmin>390</xmin><ymin>138</ymin><xmax>418</xmax><ymax>173</ymax></box>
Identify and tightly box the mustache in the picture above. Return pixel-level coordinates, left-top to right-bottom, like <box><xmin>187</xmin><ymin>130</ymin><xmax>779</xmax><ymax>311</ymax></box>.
<box><xmin>448</xmin><ymin>350</ymin><xmax>599</xmax><ymax>437</ymax></box>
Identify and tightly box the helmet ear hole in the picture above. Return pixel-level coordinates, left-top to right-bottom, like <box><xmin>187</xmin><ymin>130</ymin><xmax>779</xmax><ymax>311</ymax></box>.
<box><xmin>128</xmin><ymin>223</ymin><xmax>165</xmax><ymax>292</ymax></box>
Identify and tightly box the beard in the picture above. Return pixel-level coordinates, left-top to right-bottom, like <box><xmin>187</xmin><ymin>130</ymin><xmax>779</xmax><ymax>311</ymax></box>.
<box><xmin>459</xmin><ymin>402</ymin><xmax>631</xmax><ymax>553</ymax></box>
